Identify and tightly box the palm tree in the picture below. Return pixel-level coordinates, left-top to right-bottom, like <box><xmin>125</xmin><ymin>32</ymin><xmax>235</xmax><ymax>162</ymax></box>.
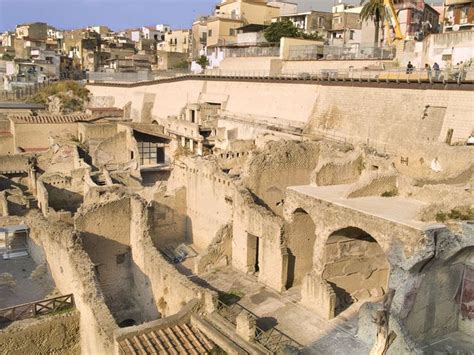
<box><xmin>360</xmin><ymin>0</ymin><xmax>385</xmax><ymax>47</ymax></box>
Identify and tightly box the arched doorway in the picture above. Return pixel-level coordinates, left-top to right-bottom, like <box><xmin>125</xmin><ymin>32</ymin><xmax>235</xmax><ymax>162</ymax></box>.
<box><xmin>322</xmin><ymin>227</ymin><xmax>389</xmax><ymax>315</ymax></box>
<box><xmin>285</xmin><ymin>209</ymin><xmax>316</xmax><ymax>289</ymax></box>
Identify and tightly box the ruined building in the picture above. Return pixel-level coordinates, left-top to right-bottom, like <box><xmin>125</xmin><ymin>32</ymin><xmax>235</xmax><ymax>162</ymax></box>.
<box><xmin>0</xmin><ymin>73</ymin><xmax>473</xmax><ymax>354</ymax></box>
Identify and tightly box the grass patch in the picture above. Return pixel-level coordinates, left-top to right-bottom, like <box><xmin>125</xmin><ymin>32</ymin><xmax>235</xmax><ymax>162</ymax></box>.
<box><xmin>218</xmin><ymin>289</ymin><xmax>244</xmax><ymax>306</ymax></box>
<box><xmin>435</xmin><ymin>207</ymin><xmax>474</xmax><ymax>222</ymax></box>
<box><xmin>381</xmin><ymin>188</ymin><xmax>398</xmax><ymax>197</ymax></box>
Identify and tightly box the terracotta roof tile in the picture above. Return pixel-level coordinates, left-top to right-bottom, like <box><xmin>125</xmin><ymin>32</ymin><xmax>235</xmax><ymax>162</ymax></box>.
<box><xmin>9</xmin><ymin>113</ymin><xmax>96</xmax><ymax>124</ymax></box>
<box><xmin>118</xmin><ymin>322</ymin><xmax>215</xmax><ymax>354</ymax></box>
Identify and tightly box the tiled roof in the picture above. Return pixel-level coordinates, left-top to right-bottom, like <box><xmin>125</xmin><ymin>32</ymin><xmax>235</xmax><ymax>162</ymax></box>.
<box><xmin>9</xmin><ymin>114</ymin><xmax>95</xmax><ymax>124</ymax></box>
<box><xmin>119</xmin><ymin>323</ymin><xmax>215</xmax><ymax>355</ymax></box>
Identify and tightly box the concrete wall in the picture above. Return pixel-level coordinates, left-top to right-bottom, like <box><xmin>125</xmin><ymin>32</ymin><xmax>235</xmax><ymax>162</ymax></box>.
<box><xmin>87</xmin><ymin>79</ymin><xmax>473</xmax><ymax>147</ymax></box>
<box><xmin>306</xmin><ymin>85</ymin><xmax>474</xmax><ymax>146</ymax></box>
<box><xmin>282</xmin><ymin>59</ymin><xmax>394</xmax><ymax>73</ymax></box>
<box><xmin>0</xmin><ymin>311</ymin><xmax>80</xmax><ymax>355</ymax></box>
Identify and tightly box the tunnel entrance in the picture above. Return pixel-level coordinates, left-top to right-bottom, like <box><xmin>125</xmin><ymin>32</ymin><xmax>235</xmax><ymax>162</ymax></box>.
<box><xmin>285</xmin><ymin>209</ymin><xmax>316</xmax><ymax>289</ymax></box>
<box><xmin>322</xmin><ymin>227</ymin><xmax>389</xmax><ymax>315</ymax></box>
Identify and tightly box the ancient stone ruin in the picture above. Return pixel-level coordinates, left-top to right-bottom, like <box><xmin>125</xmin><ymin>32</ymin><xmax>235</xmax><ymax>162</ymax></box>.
<box><xmin>0</xmin><ymin>76</ymin><xmax>473</xmax><ymax>354</ymax></box>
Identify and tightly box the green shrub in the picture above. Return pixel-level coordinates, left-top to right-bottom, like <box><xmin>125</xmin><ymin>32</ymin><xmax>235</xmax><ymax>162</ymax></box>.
<box><xmin>381</xmin><ymin>188</ymin><xmax>398</xmax><ymax>197</ymax></box>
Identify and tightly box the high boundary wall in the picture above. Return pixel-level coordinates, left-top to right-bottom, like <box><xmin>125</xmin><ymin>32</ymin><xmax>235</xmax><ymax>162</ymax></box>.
<box><xmin>87</xmin><ymin>79</ymin><xmax>474</xmax><ymax>147</ymax></box>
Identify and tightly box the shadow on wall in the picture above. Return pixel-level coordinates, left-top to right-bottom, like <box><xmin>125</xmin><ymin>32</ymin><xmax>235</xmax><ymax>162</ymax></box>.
<box><xmin>406</xmin><ymin>246</ymin><xmax>474</xmax><ymax>345</ymax></box>
<box><xmin>80</xmin><ymin>232</ymin><xmax>160</xmax><ymax>326</ymax></box>
<box><xmin>285</xmin><ymin>208</ymin><xmax>317</xmax><ymax>290</ymax></box>
<box><xmin>322</xmin><ymin>227</ymin><xmax>389</xmax><ymax>317</ymax></box>
<box><xmin>45</xmin><ymin>183</ymin><xmax>83</xmax><ymax>213</ymax></box>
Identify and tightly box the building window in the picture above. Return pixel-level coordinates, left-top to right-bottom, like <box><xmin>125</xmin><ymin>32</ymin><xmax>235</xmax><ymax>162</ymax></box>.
<box><xmin>208</xmin><ymin>29</ymin><xmax>213</xmax><ymax>37</ymax></box>
<box><xmin>230</xmin><ymin>28</ymin><xmax>236</xmax><ymax>36</ymax></box>
<box><xmin>349</xmin><ymin>30</ymin><xmax>355</xmax><ymax>40</ymax></box>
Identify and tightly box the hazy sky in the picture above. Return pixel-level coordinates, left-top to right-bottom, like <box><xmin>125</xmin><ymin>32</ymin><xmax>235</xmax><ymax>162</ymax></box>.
<box><xmin>0</xmin><ymin>0</ymin><xmax>364</xmax><ymax>32</ymax></box>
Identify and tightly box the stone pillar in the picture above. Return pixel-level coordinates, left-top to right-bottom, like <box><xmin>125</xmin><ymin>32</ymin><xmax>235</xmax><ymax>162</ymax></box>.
<box><xmin>236</xmin><ymin>310</ymin><xmax>256</xmax><ymax>342</ymax></box>
<box><xmin>301</xmin><ymin>271</ymin><xmax>336</xmax><ymax>320</ymax></box>
<box><xmin>189</xmin><ymin>139</ymin><xmax>194</xmax><ymax>153</ymax></box>
<box><xmin>181</xmin><ymin>136</ymin><xmax>186</xmax><ymax>147</ymax></box>
<box><xmin>197</xmin><ymin>141</ymin><xmax>203</xmax><ymax>156</ymax></box>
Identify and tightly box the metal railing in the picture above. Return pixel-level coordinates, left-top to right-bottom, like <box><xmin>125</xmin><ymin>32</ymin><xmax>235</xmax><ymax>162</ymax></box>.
<box><xmin>86</xmin><ymin>71</ymin><xmax>154</xmax><ymax>83</ymax></box>
<box><xmin>87</xmin><ymin>66</ymin><xmax>474</xmax><ymax>85</ymax></box>
<box><xmin>0</xmin><ymin>294</ymin><xmax>74</xmax><ymax>322</ymax></box>
<box><xmin>224</xmin><ymin>46</ymin><xmax>280</xmax><ymax>58</ymax></box>
<box><xmin>215</xmin><ymin>298</ymin><xmax>302</xmax><ymax>352</ymax></box>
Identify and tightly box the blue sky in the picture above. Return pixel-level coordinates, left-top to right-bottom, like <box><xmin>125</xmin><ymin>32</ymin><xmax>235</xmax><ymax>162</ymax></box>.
<box><xmin>0</xmin><ymin>0</ymin><xmax>441</xmax><ymax>32</ymax></box>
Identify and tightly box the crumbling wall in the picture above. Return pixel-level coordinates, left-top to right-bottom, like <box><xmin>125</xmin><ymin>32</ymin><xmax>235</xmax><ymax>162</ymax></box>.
<box><xmin>405</xmin><ymin>246</ymin><xmax>474</xmax><ymax>343</ymax></box>
<box><xmin>92</xmin><ymin>131</ymin><xmax>130</xmax><ymax>167</ymax></box>
<box><xmin>232</xmin><ymin>187</ymin><xmax>287</xmax><ymax>292</ymax></box>
<box><xmin>13</xmin><ymin>123</ymin><xmax>77</xmax><ymax>151</ymax></box>
<box><xmin>0</xmin><ymin>154</ymin><xmax>29</xmax><ymax>172</ymax></box>
<box><xmin>26</xmin><ymin>212</ymin><xmax>117</xmax><ymax>354</ymax></box>
<box><xmin>78</xmin><ymin>123</ymin><xmax>117</xmax><ymax>144</ymax></box>
<box><xmin>149</xmin><ymin>200</ymin><xmax>187</xmax><ymax>250</ymax></box>
<box><xmin>41</xmin><ymin>173</ymin><xmax>83</xmax><ymax>213</ymax></box>
<box><xmin>284</xmin><ymin>210</ymin><xmax>316</xmax><ymax>288</ymax></box>
<box><xmin>36</xmin><ymin>180</ymin><xmax>49</xmax><ymax>216</ymax></box>
<box><xmin>0</xmin><ymin>134</ymin><xmax>14</xmax><ymax>155</ymax></box>
<box><xmin>0</xmin><ymin>311</ymin><xmax>80</xmax><ymax>355</ymax></box>
<box><xmin>196</xmin><ymin>223</ymin><xmax>233</xmax><ymax>274</ymax></box>
<box><xmin>167</xmin><ymin>158</ymin><xmax>233</xmax><ymax>251</ymax></box>
<box><xmin>346</xmin><ymin>170</ymin><xmax>398</xmax><ymax>198</ymax></box>
<box><xmin>242</xmin><ymin>141</ymin><xmax>320</xmax><ymax>216</ymax></box>
<box><xmin>129</xmin><ymin>196</ymin><xmax>216</xmax><ymax>317</ymax></box>
<box><xmin>322</xmin><ymin>230</ymin><xmax>390</xmax><ymax>308</ymax></box>
<box><xmin>311</xmin><ymin>149</ymin><xmax>363</xmax><ymax>186</ymax></box>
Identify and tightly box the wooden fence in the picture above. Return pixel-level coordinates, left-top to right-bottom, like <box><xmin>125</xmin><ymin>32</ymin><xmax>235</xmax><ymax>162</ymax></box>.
<box><xmin>0</xmin><ymin>294</ymin><xmax>74</xmax><ymax>322</ymax></box>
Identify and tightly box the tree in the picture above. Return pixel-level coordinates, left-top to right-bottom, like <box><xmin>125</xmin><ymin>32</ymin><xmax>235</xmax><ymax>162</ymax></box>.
<box><xmin>360</xmin><ymin>0</ymin><xmax>385</xmax><ymax>47</ymax></box>
<box><xmin>263</xmin><ymin>19</ymin><xmax>300</xmax><ymax>43</ymax></box>
<box><xmin>264</xmin><ymin>19</ymin><xmax>325</xmax><ymax>43</ymax></box>
<box><xmin>1</xmin><ymin>53</ymin><xmax>14</xmax><ymax>61</ymax></box>
<box><xmin>196</xmin><ymin>55</ymin><xmax>209</xmax><ymax>70</ymax></box>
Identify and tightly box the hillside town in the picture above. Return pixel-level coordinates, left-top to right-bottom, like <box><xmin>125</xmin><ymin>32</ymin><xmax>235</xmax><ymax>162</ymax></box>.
<box><xmin>0</xmin><ymin>0</ymin><xmax>473</xmax><ymax>354</ymax></box>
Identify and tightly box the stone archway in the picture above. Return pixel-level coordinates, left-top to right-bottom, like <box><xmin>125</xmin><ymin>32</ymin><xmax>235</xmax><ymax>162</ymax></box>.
<box><xmin>285</xmin><ymin>208</ymin><xmax>317</xmax><ymax>290</ymax></box>
<box><xmin>322</xmin><ymin>227</ymin><xmax>389</xmax><ymax>315</ymax></box>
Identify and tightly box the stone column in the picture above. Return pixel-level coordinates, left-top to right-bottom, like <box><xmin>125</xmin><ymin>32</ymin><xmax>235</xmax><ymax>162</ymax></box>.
<box><xmin>236</xmin><ymin>310</ymin><xmax>256</xmax><ymax>342</ymax></box>
<box><xmin>181</xmin><ymin>136</ymin><xmax>186</xmax><ymax>147</ymax></box>
<box><xmin>197</xmin><ymin>141</ymin><xmax>203</xmax><ymax>156</ymax></box>
<box><xmin>189</xmin><ymin>139</ymin><xmax>194</xmax><ymax>153</ymax></box>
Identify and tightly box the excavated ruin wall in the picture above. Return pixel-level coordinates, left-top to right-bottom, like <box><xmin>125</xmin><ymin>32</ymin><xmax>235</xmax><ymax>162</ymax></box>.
<box><xmin>12</xmin><ymin>123</ymin><xmax>77</xmax><ymax>150</ymax></box>
<box><xmin>78</xmin><ymin>123</ymin><xmax>117</xmax><ymax>144</ymax></box>
<box><xmin>92</xmin><ymin>131</ymin><xmax>130</xmax><ymax>167</ymax></box>
<box><xmin>232</xmin><ymin>188</ymin><xmax>287</xmax><ymax>292</ymax></box>
<box><xmin>129</xmin><ymin>197</ymin><xmax>216</xmax><ymax>317</ymax></box>
<box><xmin>26</xmin><ymin>212</ymin><xmax>118</xmax><ymax>354</ymax></box>
<box><xmin>0</xmin><ymin>311</ymin><xmax>80</xmax><ymax>355</ymax></box>
<box><xmin>0</xmin><ymin>135</ymin><xmax>14</xmax><ymax>155</ymax></box>
<box><xmin>167</xmin><ymin>159</ymin><xmax>234</xmax><ymax>251</ymax></box>
<box><xmin>87</xmin><ymin>80</ymin><xmax>473</xmax><ymax>145</ymax></box>
<box><xmin>242</xmin><ymin>141</ymin><xmax>321</xmax><ymax>216</ymax></box>
<box><xmin>0</xmin><ymin>154</ymin><xmax>29</xmax><ymax>171</ymax></box>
